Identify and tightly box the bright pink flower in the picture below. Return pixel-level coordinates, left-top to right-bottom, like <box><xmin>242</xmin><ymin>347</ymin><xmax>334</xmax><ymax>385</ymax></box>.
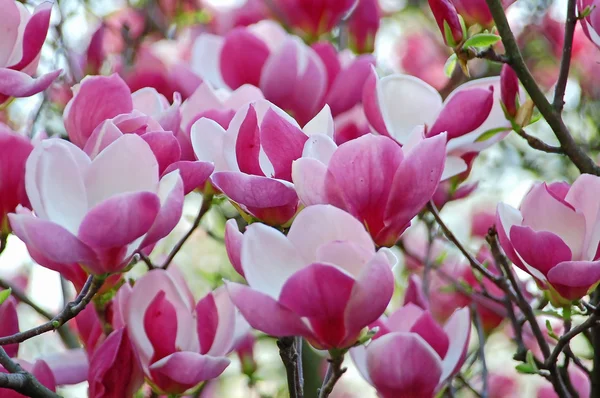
<box><xmin>64</xmin><ymin>74</ymin><xmax>212</xmax><ymax>194</ymax></box>
<box><xmin>9</xmin><ymin>135</ymin><xmax>184</xmax><ymax>275</ymax></box>
<box><xmin>88</xmin><ymin>328</ymin><xmax>144</xmax><ymax>398</ymax></box>
<box><xmin>226</xmin><ymin>205</ymin><xmax>396</xmax><ymax>350</ymax></box>
<box><xmin>312</xmin><ymin>41</ymin><xmax>375</xmax><ymax>117</ymax></box>
<box><xmin>351</xmin><ymin>305</ymin><xmax>470</xmax><ymax>398</ymax></box>
<box><xmin>578</xmin><ymin>0</ymin><xmax>600</xmax><ymax>48</ymax></box>
<box><xmin>488</xmin><ymin>373</ymin><xmax>520</xmax><ymax>398</ymax></box>
<box><xmin>0</xmin><ymin>0</ymin><xmax>60</xmax><ymax>103</ymax></box>
<box><xmin>0</xmin><ymin>129</ymin><xmax>32</xmax><ymax>232</ymax></box>
<box><xmin>453</xmin><ymin>0</ymin><xmax>515</xmax><ymax>27</ymax></box>
<box><xmin>273</xmin><ymin>0</ymin><xmax>356</xmax><ymax>38</ymax></box>
<box><xmin>125</xmin><ymin>269</ymin><xmax>239</xmax><ymax>394</ymax></box>
<box><xmin>501</xmin><ymin>64</ymin><xmax>520</xmax><ymax>118</ymax></box>
<box><xmin>428</xmin><ymin>0</ymin><xmax>464</xmax><ymax>45</ymax></box>
<box><xmin>192</xmin><ymin>100</ymin><xmax>334</xmax><ymax>225</ymax></box>
<box><xmin>292</xmin><ymin>133</ymin><xmax>447</xmax><ymax>247</ymax></box>
<box><xmin>333</xmin><ymin>104</ymin><xmax>370</xmax><ymax>145</ymax></box>
<box><xmin>0</xmin><ymin>360</ymin><xmax>56</xmax><ymax>398</ymax></box>
<box><xmin>193</xmin><ymin>21</ymin><xmax>328</xmax><ymax>125</ymax></box>
<box><xmin>497</xmin><ymin>176</ymin><xmax>600</xmax><ymax>301</ymax></box>
<box><xmin>363</xmin><ymin>69</ymin><xmax>508</xmax><ymax>179</ymax></box>
<box><xmin>0</xmin><ymin>297</ymin><xmax>19</xmax><ymax>357</ymax></box>
<box><xmin>397</xmin><ymin>31</ymin><xmax>450</xmax><ymax>91</ymax></box>
<box><xmin>471</xmin><ymin>209</ymin><xmax>496</xmax><ymax>238</ymax></box>
<box><xmin>347</xmin><ymin>0</ymin><xmax>380</xmax><ymax>53</ymax></box>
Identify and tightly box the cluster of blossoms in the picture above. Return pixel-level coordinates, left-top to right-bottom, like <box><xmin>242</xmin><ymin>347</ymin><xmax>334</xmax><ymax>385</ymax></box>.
<box><xmin>1</xmin><ymin>0</ymin><xmax>600</xmax><ymax>397</ymax></box>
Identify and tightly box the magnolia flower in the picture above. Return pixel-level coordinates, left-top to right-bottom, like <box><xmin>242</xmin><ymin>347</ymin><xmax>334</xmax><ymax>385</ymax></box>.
<box><xmin>497</xmin><ymin>176</ymin><xmax>600</xmax><ymax>301</ymax></box>
<box><xmin>226</xmin><ymin>205</ymin><xmax>397</xmax><ymax>350</ymax></box>
<box><xmin>9</xmin><ymin>135</ymin><xmax>184</xmax><ymax>275</ymax></box>
<box><xmin>428</xmin><ymin>0</ymin><xmax>463</xmax><ymax>45</ymax></box>
<box><xmin>351</xmin><ymin>305</ymin><xmax>470</xmax><ymax>398</ymax></box>
<box><xmin>272</xmin><ymin>0</ymin><xmax>356</xmax><ymax>38</ymax></box>
<box><xmin>0</xmin><ymin>129</ymin><xmax>32</xmax><ymax>232</ymax></box>
<box><xmin>0</xmin><ymin>0</ymin><xmax>60</xmax><ymax>102</ymax></box>
<box><xmin>125</xmin><ymin>269</ymin><xmax>243</xmax><ymax>394</ymax></box>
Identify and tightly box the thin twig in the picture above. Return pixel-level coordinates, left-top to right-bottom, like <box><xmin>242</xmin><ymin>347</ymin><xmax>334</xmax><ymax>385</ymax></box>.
<box><xmin>553</xmin><ymin>0</ymin><xmax>578</xmax><ymax>112</ymax></box>
<box><xmin>0</xmin><ymin>276</ymin><xmax>103</xmax><ymax>346</ymax></box>
<box><xmin>318</xmin><ymin>353</ymin><xmax>346</xmax><ymax>398</ymax></box>
<box><xmin>160</xmin><ymin>194</ymin><xmax>213</xmax><ymax>269</ymax></box>
<box><xmin>485</xmin><ymin>0</ymin><xmax>600</xmax><ymax>176</ymax></box>
<box><xmin>0</xmin><ymin>279</ymin><xmax>79</xmax><ymax>349</ymax></box>
<box><xmin>277</xmin><ymin>337</ymin><xmax>304</xmax><ymax>398</ymax></box>
<box><xmin>0</xmin><ymin>347</ymin><xmax>60</xmax><ymax>397</ymax></box>
<box><xmin>514</xmin><ymin>127</ymin><xmax>564</xmax><ymax>154</ymax></box>
<box><xmin>472</xmin><ymin>306</ymin><xmax>489</xmax><ymax>398</ymax></box>
<box><xmin>546</xmin><ymin>313</ymin><xmax>600</xmax><ymax>368</ymax></box>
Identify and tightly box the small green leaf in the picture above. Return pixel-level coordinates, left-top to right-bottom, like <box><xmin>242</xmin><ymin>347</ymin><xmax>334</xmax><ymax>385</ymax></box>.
<box><xmin>443</xmin><ymin>21</ymin><xmax>457</xmax><ymax>47</ymax></box>
<box><xmin>545</xmin><ymin>319</ymin><xmax>559</xmax><ymax>341</ymax></box>
<box><xmin>444</xmin><ymin>54</ymin><xmax>457</xmax><ymax>78</ymax></box>
<box><xmin>463</xmin><ymin>33</ymin><xmax>501</xmax><ymax>48</ymax></box>
<box><xmin>526</xmin><ymin>350</ymin><xmax>539</xmax><ymax>372</ymax></box>
<box><xmin>475</xmin><ymin>127</ymin><xmax>508</xmax><ymax>142</ymax></box>
<box><xmin>0</xmin><ymin>288</ymin><xmax>11</xmax><ymax>305</ymax></box>
<box><xmin>515</xmin><ymin>363</ymin><xmax>537</xmax><ymax>374</ymax></box>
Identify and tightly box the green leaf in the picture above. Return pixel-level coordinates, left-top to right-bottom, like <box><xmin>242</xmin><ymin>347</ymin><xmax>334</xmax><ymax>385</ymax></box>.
<box><xmin>546</xmin><ymin>319</ymin><xmax>559</xmax><ymax>341</ymax></box>
<box><xmin>443</xmin><ymin>21</ymin><xmax>457</xmax><ymax>47</ymax></box>
<box><xmin>463</xmin><ymin>33</ymin><xmax>501</xmax><ymax>48</ymax></box>
<box><xmin>526</xmin><ymin>350</ymin><xmax>539</xmax><ymax>372</ymax></box>
<box><xmin>444</xmin><ymin>54</ymin><xmax>457</xmax><ymax>78</ymax></box>
<box><xmin>515</xmin><ymin>363</ymin><xmax>537</xmax><ymax>374</ymax></box>
<box><xmin>0</xmin><ymin>288</ymin><xmax>11</xmax><ymax>306</ymax></box>
<box><xmin>475</xmin><ymin>127</ymin><xmax>508</xmax><ymax>142</ymax></box>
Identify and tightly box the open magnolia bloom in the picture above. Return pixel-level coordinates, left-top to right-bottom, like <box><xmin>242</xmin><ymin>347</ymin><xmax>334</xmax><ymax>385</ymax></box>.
<box><xmin>363</xmin><ymin>68</ymin><xmax>508</xmax><ymax>179</ymax></box>
<box><xmin>226</xmin><ymin>204</ymin><xmax>397</xmax><ymax>350</ymax></box>
<box><xmin>351</xmin><ymin>305</ymin><xmax>471</xmax><ymax>398</ymax></box>
<box><xmin>125</xmin><ymin>269</ymin><xmax>244</xmax><ymax>395</ymax></box>
<box><xmin>0</xmin><ymin>0</ymin><xmax>60</xmax><ymax>103</ymax></box>
<box><xmin>9</xmin><ymin>135</ymin><xmax>184</xmax><ymax>275</ymax></box>
<box><xmin>497</xmin><ymin>175</ymin><xmax>600</xmax><ymax>302</ymax></box>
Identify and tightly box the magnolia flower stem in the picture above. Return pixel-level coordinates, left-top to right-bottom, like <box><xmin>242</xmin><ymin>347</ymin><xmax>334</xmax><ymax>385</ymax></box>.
<box><xmin>318</xmin><ymin>353</ymin><xmax>346</xmax><ymax>398</ymax></box>
<box><xmin>0</xmin><ymin>279</ymin><xmax>79</xmax><ymax>349</ymax></box>
<box><xmin>553</xmin><ymin>0</ymin><xmax>578</xmax><ymax>112</ymax></box>
<box><xmin>160</xmin><ymin>193</ymin><xmax>213</xmax><ymax>270</ymax></box>
<box><xmin>485</xmin><ymin>0</ymin><xmax>600</xmax><ymax>175</ymax></box>
<box><xmin>277</xmin><ymin>337</ymin><xmax>304</xmax><ymax>398</ymax></box>
<box><xmin>0</xmin><ymin>275</ymin><xmax>103</xmax><ymax>346</ymax></box>
<box><xmin>472</xmin><ymin>306</ymin><xmax>489</xmax><ymax>398</ymax></box>
<box><xmin>0</xmin><ymin>346</ymin><xmax>60</xmax><ymax>398</ymax></box>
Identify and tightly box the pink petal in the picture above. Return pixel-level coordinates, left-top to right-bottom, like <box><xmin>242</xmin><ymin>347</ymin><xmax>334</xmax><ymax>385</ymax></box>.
<box><xmin>366</xmin><ymin>332</ymin><xmax>442</xmax><ymax>398</ymax></box>
<box><xmin>326</xmin><ymin>54</ymin><xmax>375</xmax><ymax>117</ymax></box>
<box><xmin>220</xmin><ymin>28</ymin><xmax>269</xmax><ymax>89</ymax></box>
<box><xmin>286</xmin><ymin>204</ymin><xmax>375</xmax><ymax>265</ymax></box>
<box><xmin>0</xmin><ymin>68</ymin><xmax>60</xmax><ymax>99</ymax></box>
<box><xmin>8</xmin><ymin>2</ymin><xmax>52</xmax><ymax>70</ymax></box>
<box><xmin>316</xmin><ymin>240</ymin><xmax>375</xmax><ymax>277</ymax></box>
<box><xmin>64</xmin><ymin>74</ymin><xmax>133</xmax><ymax>148</ymax></box>
<box><xmin>149</xmin><ymin>351</ymin><xmax>230</xmax><ymax>394</ymax></box>
<box><xmin>279</xmin><ymin>263</ymin><xmax>356</xmax><ymax>349</ymax></box>
<box><xmin>362</xmin><ymin>66</ymin><xmax>390</xmax><ymax>137</ymax></box>
<box><xmin>0</xmin><ymin>298</ymin><xmax>19</xmax><ymax>357</ymax></box>
<box><xmin>428</xmin><ymin>87</ymin><xmax>494</xmax><ymax>140</ymax></box>
<box><xmin>547</xmin><ymin>260</ymin><xmax>600</xmax><ymax>300</ymax></box>
<box><xmin>326</xmin><ymin>134</ymin><xmax>404</xmax><ymax>237</ymax></box>
<box><xmin>43</xmin><ymin>349</ymin><xmax>90</xmax><ymax>386</ymax></box>
<box><xmin>141</xmin><ymin>171</ymin><xmax>184</xmax><ymax>248</ymax></box>
<box><xmin>291</xmin><ymin>158</ymin><xmax>329</xmax><ymax>206</ymax></box>
<box><xmin>381</xmin><ymin>133</ymin><xmax>446</xmax><ymax>246</ymax></box>
<box><xmin>225</xmin><ymin>281</ymin><xmax>311</xmax><ymax>337</ymax></box>
<box><xmin>141</xmin><ymin>131</ymin><xmax>181</xmax><ymax>175</ymax></box>
<box><xmin>224</xmin><ymin>219</ymin><xmax>244</xmax><ymax>278</ymax></box>
<box><xmin>78</xmin><ymin>191</ymin><xmax>160</xmax><ymax>250</ymax></box>
<box><xmin>145</xmin><ymin>291</ymin><xmax>178</xmax><ymax>362</ymax></box>
<box><xmin>404</xmin><ymin>274</ymin><xmax>429</xmax><ymax>310</ymax></box>
<box><xmin>204</xmin><ymin>286</ymin><xmax>238</xmax><ymax>357</ymax></box>
<box><xmin>303</xmin><ymin>105</ymin><xmax>335</xmax><ymax>139</ymax></box>
<box><xmin>260</xmin><ymin>108</ymin><xmax>308</xmax><ymax>181</ymax></box>
<box><xmin>410</xmin><ymin>311</ymin><xmax>449</xmax><ymax>358</ymax></box>
<box><xmin>211</xmin><ymin>172</ymin><xmax>298</xmax><ymax>225</ymax></box>
<box><xmin>496</xmin><ymin>203</ymin><xmax>526</xmax><ymax>270</ymax></box>
<box><xmin>386</xmin><ymin>303</ymin><xmax>427</xmax><ymax>333</ymax></box>
<box><xmin>565</xmin><ymin>174</ymin><xmax>600</xmax><ymax>260</ymax></box>
<box><xmin>440</xmin><ymin>307</ymin><xmax>471</xmax><ymax>383</ymax></box>
<box><xmin>190</xmin><ymin>117</ymin><xmax>228</xmax><ymax>170</ymax></box>
<box><xmin>195</xmin><ymin>293</ymin><xmax>219</xmax><ymax>357</ymax></box>
<box><xmin>510</xmin><ymin>225</ymin><xmax>572</xmax><ymax>282</ymax></box>
<box><xmin>235</xmin><ymin>105</ymin><xmax>263</xmax><ymax>176</ymax></box>
<box><xmin>9</xmin><ymin>212</ymin><xmax>97</xmax><ymax>267</ymax></box>
<box><xmin>0</xmin><ymin>0</ymin><xmax>20</xmax><ymax>67</ymax></box>
<box><xmin>163</xmin><ymin>160</ymin><xmax>214</xmax><ymax>195</ymax></box>
<box><xmin>31</xmin><ymin>360</ymin><xmax>56</xmax><ymax>393</ymax></box>
<box><xmin>83</xmin><ymin>121</ymin><xmax>124</xmax><ymax>160</ymax></box>
<box><xmin>312</xmin><ymin>41</ymin><xmax>342</xmax><ymax>93</ymax></box>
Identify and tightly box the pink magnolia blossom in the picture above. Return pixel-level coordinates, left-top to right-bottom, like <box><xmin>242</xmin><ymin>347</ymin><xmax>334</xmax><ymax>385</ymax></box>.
<box><xmin>428</xmin><ymin>0</ymin><xmax>464</xmax><ymax>45</ymax></box>
<box><xmin>351</xmin><ymin>305</ymin><xmax>471</xmax><ymax>398</ymax></box>
<box><xmin>75</xmin><ymin>304</ymin><xmax>105</xmax><ymax>356</ymax></box>
<box><xmin>397</xmin><ymin>31</ymin><xmax>450</xmax><ymax>91</ymax></box>
<box><xmin>125</xmin><ymin>269</ymin><xmax>241</xmax><ymax>395</ymax></box>
<box><xmin>272</xmin><ymin>0</ymin><xmax>356</xmax><ymax>38</ymax></box>
<box><xmin>363</xmin><ymin>68</ymin><xmax>508</xmax><ymax>179</ymax></box>
<box><xmin>9</xmin><ymin>134</ymin><xmax>184</xmax><ymax>275</ymax></box>
<box><xmin>0</xmin><ymin>0</ymin><xmax>60</xmax><ymax>103</ymax></box>
<box><xmin>347</xmin><ymin>0</ymin><xmax>381</xmax><ymax>53</ymax></box>
<box><xmin>64</xmin><ymin>74</ymin><xmax>212</xmax><ymax>194</ymax></box>
<box><xmin>88</xmin><ymin>328</ymin><xmax>144</xmax><ymax>398</ymax></box>
<box><xmin>192</xmin><ymin>100</ymin><xmax>334</xmax><ymax>225</ymax></box>
<box><xmin>501</xmin><ymin>64</ymin><xmax>520</xmax><ymax>118</ymax></box>
<box><xmin>193</xmin><ymin>21</ymin><xmax>328</xmax><ymax>125</ymax></box>
<box><xmin>497</xmin><ymin>176</ymin><xmax>600</xmax><ymax>301</ymax></box>
<box><xmin>292</xmin><ymin>133</ymin><xmax>447</xmax><ymax>247</ymax></box>
<box><xmin>453</xmin><ymin>0</ymin><xmax>515</xmax><ymax>27</ymax></box>
<box><xmin>0</xmin><ymin>129</ymin><xmax>33</xmax><ymax>232</ymax></box>
<box><xmin>0</xmin><ymin>360</ymin><xmax>56</xmax><ymax>398</ymax></box>
<box><xmin>0</xmin><ymin>297</ymin><xmax>19</xmax><ymax>358</ymax></box>
<box><xmin>578</xmin><ymin>0</ymin><xmax>600</xmax><ymax>48</ymax></box>
<box><xmin>226</xmin><ymin>204</ymin><xmax>397</xmax><ymax>350</ymax></box>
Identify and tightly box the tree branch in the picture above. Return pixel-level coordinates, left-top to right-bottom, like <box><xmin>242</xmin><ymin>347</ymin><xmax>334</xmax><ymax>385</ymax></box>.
<box><xmin>318</xmin><ymin>352</ymin><xmax>346</xmax><ymax>398</ymax></box>
<box><xmin>0</xmin><ymin>347</ymin><xmax>60</xmax><ymax>398</ymax></box>
<box><xmin>472</xmin><ymin>306</ymin><xmax>489</xmax><ymax>398</ymax></box>
<box><xmin>553</xmin><ymin>0</ymin><xmax>578</xmax><ymax>112</ymax></box>
<box><xmin>277</xmin><ymin>337</ymin><xmax>304</xmax><ymax>398</ymax></box>
<box><xmin>485</xmin><ymin>0</ymin><xmax>600</xmax><ymax>175</ymax></box>
<box><xmin>0</xmin><ymin>275</ymin><xmax>103</xmax><ymax>346</ymax></box>
<box><xmin>514</xmin><ymin>127</ymin><xmax>564</xmax><ymax>154</ymax></box>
